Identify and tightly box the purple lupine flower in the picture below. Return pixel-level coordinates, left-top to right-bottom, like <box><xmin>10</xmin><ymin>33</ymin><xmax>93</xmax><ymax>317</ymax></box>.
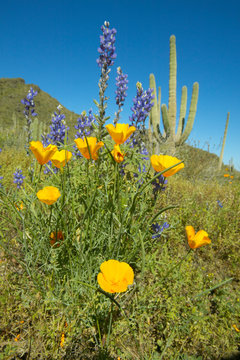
<box><xmin>96</xmin><ymin>21</ymin><xmax>117</xmax><ymax>69</ymax></box>
<box><xmin>140</xmin><ymin>146</ymin><xmax>149</xmax><ymax>161</ymax></box>
<box><xmin>115</xmin><ymin>67</ymin><xmax>128</xmax><ymax>106</ymax></box>
<box><xmin>48</xmin><ymin>105</ymin><xmax>68</xmax><ymax>146</ymax></box>
<box><xmin>151</xmin><ymin>222</ymin><xmax>169</xmax><ymax>239</ymax></box>
<box><xmin>129</xmin><ymin>82</ymin><xmax>154</xmax><ymax>130</ymax></box>
<box><xmin>152</xmin><ymin>173</ymin><xmax>168</xmax><ymax>196</ymax></box>
<box><xmin>217</xmin><ymin>200</ymin><xmax>223</xmax><ymax>208</ymax></box>
<box><xmin>96</xmin><ymin>21</ymin><xmax>117</xmax><ymax>139</ymax></box>
<box><xmin>119</xmin><ymin>161</ymin><xmax>127</xmax><ymax>177</ymax></box>
<box><xmin>41</xmin><ymin>133</ymin><xmax>50</xmax><ymax>147</ymax></box>
<box><xmin>21</xmin><ymin>87</ymin><xmax>38</xmax><ymax>118</ymax></box>
<box><xmin>13</xmin><ymin>169</ymin><xmax>25</xmax><ymax>189</ymax></box>
<box><xmin>42</xmin><ymin>105</ymin><xmax>68</xmax><ymax>174</ymax></box>
<box><xmin>114</xmin><ymin>67</ymin><xmax>129</xmax><ymax>124</ymax></box>
<box><xmin>21</xmin><ymin>87</ymin><xmax>38</xmax><ymax>155</ymax></box>
<box><xmin>134</xmin><ymin>146</ymin><xmax>149</xmax><ymax>177</ymax></box>
<box><xmin>126</xmin><ymin>134</ymin><xmax>138</xmax><ymax>148</ymax></box>
<box><xmin>75</xmin><ymin>110</ymin><xmax>95</xmax><ymax>139</ymax></box>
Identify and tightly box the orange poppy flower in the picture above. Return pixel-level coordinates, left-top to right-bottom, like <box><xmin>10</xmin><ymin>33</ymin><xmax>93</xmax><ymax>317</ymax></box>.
<box><xmin>185</xmin><ymin>226</ymin><xmax>211</xmax><ymax>249</ymax></box>
<box><xmin>97</xmin><ymin>259</ymin><xmax>134</xmax><ymax>294</ymax></box>
<box><xmin>223</xmin><ymin>174</ymin><xmax>230</xmax><ymax>177</ymax></box>
<box><xmin>60</xmin><ymin>333</ymin><xmax>65</xmax><ymax>348</ymax></box>
<box><xmin>74</xmin><ymin>137</ymin><xmax>104</xmax><ymax>160</ymax></box>
<box><xmin>50</xmin><ymin>231</ymin><xmax>64</xmax><ymax>247</ymax></box>
<box><xmin>51</xmin><ymin>150</ymin><xmax>72</xmax><ymax>168</ymax></box>
<box><xmin>29</xmin><ymin>141</ymin><xmax>58</xmax><ymax>165</ymax></box>
<box><xmin>150</xmin><ymin>154</ymin><xmax>184</xmax><ymax>177</ymax></box>
<box><xmin>111</xmin><ymin>144</ymin><xmax>124</xmax><ymax>163</ymax></box>
<box><xmin>37</xmin><ymin>186</ymin><xmax>61</xmax><ymax>205</ymax></box>
<box><xmin>105</xmin><ymin>124</ymin><xmax>136</xmax><ymax>145</ymax></box>
<box><xmin>15</xmin><ymin>202</ymin><xmax>24</xmax><ymax>211</ymax></box>
<box><xmin>14</xmin><ymin>334</ymin><xmax>20</xmax><ymax>342</ymax></box>
<box><xmin>232</xmin><ymin>324</ymin><xmax>240</xmax><ymax>332</ymax></box>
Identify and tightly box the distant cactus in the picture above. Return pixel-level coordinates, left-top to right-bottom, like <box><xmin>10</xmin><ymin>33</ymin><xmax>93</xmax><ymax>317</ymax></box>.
<box><xmin>30</xmin><ymin>117</ymin><xmax>39</xmax><ymax>141</ymax></box>
<box><xmin>229</xmin><ymin>157</ymin><xmax>234</xmax><ymax>172</ymax></box>
<box><xmin>218</xmin><ymin>112</ymin><xmax>230</xmax><ymax>171</ymax></box>
<box><xmin>30</xmin><ymin>117</ymin><xmax>44</xmax><ymax>141</ymax></box>
<box><xmin>149</xmin><ymin>35</ymin><xmax>199</xmax><ymax>153</ymax></box>
<box><xmin>12</xmin><ymin>112</ymin><xmax>17</xmax><ymax>132</ymax></box>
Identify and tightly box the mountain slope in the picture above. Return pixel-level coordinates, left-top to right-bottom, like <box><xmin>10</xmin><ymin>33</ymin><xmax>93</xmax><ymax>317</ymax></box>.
<box><xmin>0</xmin><ymin>78</ymin><xmax>80</xmax><ymax>134</ymax></box>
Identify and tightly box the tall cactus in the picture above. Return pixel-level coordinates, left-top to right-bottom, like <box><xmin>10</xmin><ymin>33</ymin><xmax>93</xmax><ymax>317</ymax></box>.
<box><xmin>30</xmin><ymin>117</ymin><xmax>43</xmax><ymax>141</ymax></box>
<box><xmin>218</xmin><ymin>112</ymin><xmax>230</xmax><ymax>171</ymax></box>
<box><xmin>149</xmin><ymin>35</ymin><xmax>199</xmax><ymax>151</ymax></box>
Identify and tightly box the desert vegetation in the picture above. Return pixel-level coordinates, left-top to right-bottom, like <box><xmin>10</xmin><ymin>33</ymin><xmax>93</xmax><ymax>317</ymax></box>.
<box><xmin>0</xmin><ymin>21</ymin><xmax>239</xmax><ymax>360</ymax></box>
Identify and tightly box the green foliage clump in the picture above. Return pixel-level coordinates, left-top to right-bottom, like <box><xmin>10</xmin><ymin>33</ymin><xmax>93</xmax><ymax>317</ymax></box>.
<box><xmin>0</xmin><ymin>138</ymin><xmax>240</xmax><ymax>359</ymax></box>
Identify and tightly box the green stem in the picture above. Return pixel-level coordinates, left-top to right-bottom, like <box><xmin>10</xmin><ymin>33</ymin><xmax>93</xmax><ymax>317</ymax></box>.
<box><xmin>48</xmin><ymin>206</ymin><xmax>53</xmax><ymax>227</ymax></box>
<box><xmin>193</xmin><ymin>277</ymin><xmax>234</xmax><ymax>299</ymax></box>
<box><xmin>96</xmin><ymin>319</ymin><xmax>103</xmax><ymax>349</ymax></box>
<box><xmin>106</xmin><ymin>302</ymin><xmax>113</xmax><ymax>348</ymax></box>
<box><xmin>37</xmin><ymin>165</ymin><xmax>42</xmax><ymax>185</ymax></box>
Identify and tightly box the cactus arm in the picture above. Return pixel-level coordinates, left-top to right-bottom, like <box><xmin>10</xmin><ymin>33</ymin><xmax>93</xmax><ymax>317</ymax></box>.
<box><xmin>168</xmin><ymin>35</ymin><xmax>177</xmax><ymax>138</ymax></box>
<box><xmin>149</xmin><ymin>73</ymin><xmax>164</xmax><ymax>142</ymax></box>
<box><xmin>161</xmin><ymin>104</ymin><xmax>170</xmax><ymax>139</ymax></box>
<box><xmin>149</xmin><ymin>73</ymin><xmax>159</xmax><ymax>128</ymax></box>
<box><xmin>175</xmin><ymin>86</ymin><xmax>187</xmax><ymax>144</ymax></box>
<box><xmin>218</xmin><ymin>112</ymin><xmax>230</xmax><ymax>171</ymax></box>
<box><xmin>178</xmin><ymin>82</ymin><xmax>199</xmax><ymax>145</ymax></box>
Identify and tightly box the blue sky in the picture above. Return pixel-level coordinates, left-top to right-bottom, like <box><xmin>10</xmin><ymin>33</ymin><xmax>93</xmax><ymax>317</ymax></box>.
<box><xmin>1</xmin><ymin>0</ymin><xmax>240</xmax><ymax>169</ymax></box>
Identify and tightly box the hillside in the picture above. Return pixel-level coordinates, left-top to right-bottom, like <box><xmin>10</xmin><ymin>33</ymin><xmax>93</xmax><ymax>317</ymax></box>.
<box><xmin>0</xmin><ymin>78</ymin><xmax>80</xmax><ymax>134</ymax></box>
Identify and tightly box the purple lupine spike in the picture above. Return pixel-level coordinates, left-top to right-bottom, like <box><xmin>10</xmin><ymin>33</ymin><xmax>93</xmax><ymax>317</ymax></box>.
<box><xmin>96</xmin><ymin>21</ymin><xmax>117</xmax><ymax>69</ymax></box>
<box><xmin>21</xmin><ymin>87</ymin><xmax>38</xmax><ymax>155</ymax></box>
<box><xmin>48</xmin><ymin>105</ymin><xmax>68</xmax><ymax>146</ymax></box>
<box><xmin>115</xmin><ymin>67</ymin><xmax>128</xmax><ymax>106</ymax></box>
<box><xmin>43</xmin><ymin>105</ymin><xmax>68</xmax><ymax>174</ymax></box>
<box><xmin>13</xmin><ymin>169</ymin><xmax>25</xmax><ymax>189</ymax></box>
<box><xmin>129</xmin><ymin>82</ymin><xmax>154</xmax><ymax>130</ymax></box>
<box><xmin>96</xmin><ymin>21</ymin><xmax>117</xmax><ymax>139</ymax></box>
<box><xmin>114</xmin><ymin>67</ymin><xmax>129</xmax><ymax>124</ymax></box>
<box><xmin>75</xmin><ymin>110</ymin><xmax>95</xmax><ymax>139</ymax></box>
<box><xmin>152</xmin><ymin>173</ymin><xmax>168</xmax><ymax>196</ymax></box>
<box><xmin>151</xmin><ymin>222</ymin><xmax>169</xmax><ymax>239</ymax></box>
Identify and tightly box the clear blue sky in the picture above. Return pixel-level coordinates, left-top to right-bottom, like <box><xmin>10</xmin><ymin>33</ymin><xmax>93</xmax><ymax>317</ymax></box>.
<box><xmin>1</xmin><ymin>0</ymin><xmax>240</xmax><ymax>169</ymax></box>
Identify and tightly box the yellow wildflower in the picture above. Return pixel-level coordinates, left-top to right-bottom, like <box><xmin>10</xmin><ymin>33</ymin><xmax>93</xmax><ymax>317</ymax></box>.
<box><xmin>97</xmin><ymin>259</ymin><xmax>134</xmax><ymax>294</ymax></box>
<box><xmin>111</xmin><ymin>144</ymin><xmax>124</xmax><ymax>163</ymax></box>
<box><xmin>185</xmin><ymin>226</ymin><xmax>211</xmax><ymax>249</ymax></box>
<box><xmin>105</xmin><ymin>123</ymin><xmax>136</xmax><ymax>144</ymax></box>
<box><xmin>29</xmin><ymin>141</ymin><xmax>57</xmax><ymax>165</ymax></box>
<box><xmin>51</xmin><ymin>150</ymin><xmax>72</xmax><ymax>168</ymax></box>
<box><xmin>37</xmin><ymin>186</ymin><xmax>61</xmax><ymax>205</ymax></box>
<box><xmin>150</xmin><ymin>154</ymin><xmax>184</xmax><ymax>177</ymax></box>
<box><xmin>74</xmin><ymin>137</ymin><xmax>104</xmax><ymax>160</ymax></box>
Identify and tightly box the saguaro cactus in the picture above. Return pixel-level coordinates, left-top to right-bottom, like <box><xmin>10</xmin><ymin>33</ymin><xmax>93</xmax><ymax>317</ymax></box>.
<box><xmin>149</xmin><ymin>35</ymin><xmax>199</xmax><ymax>152</ymax></box>
<box><xmin>218</xmin><ymin>112</ymin><xmax>230</xmax><ymax>171</ymax></box>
